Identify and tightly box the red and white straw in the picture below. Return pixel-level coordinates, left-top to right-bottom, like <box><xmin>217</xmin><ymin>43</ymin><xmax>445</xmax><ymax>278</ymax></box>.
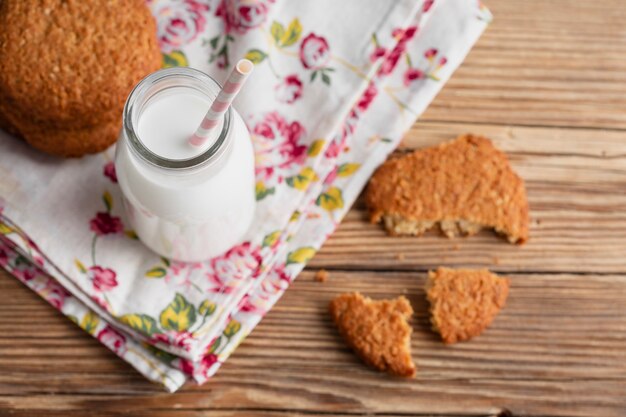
<box><xmin>189</xmin><ymin>59</ymin><xmax>254</xmax><ymax>147</ymax></box>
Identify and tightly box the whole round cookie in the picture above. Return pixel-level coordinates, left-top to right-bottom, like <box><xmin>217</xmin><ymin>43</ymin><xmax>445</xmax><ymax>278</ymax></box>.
<box><xmin>0</xmin><ymin>0</ymin><xmax>162</xmax><ymax>129</ymax></box>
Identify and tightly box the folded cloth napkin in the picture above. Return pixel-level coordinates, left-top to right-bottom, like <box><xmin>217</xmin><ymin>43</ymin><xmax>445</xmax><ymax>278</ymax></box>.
<box><xmin>0</xmin><ymin>0</ymin><xmax>490</xmax><ymax>391</ymax></box>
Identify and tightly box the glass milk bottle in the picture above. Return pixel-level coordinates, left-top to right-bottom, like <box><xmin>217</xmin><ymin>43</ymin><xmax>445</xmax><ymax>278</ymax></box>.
<box><xmin>115</xmin><ymin>67</ymin><xmax>255</xmax><ymax>262</ymax></box>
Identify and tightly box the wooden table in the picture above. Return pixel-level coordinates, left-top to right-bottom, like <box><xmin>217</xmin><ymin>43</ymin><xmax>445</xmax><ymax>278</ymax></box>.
<box><xmin>1</xmin><ymin>1</ymin><xmax>625</xmax><ymax>416</ymax></box>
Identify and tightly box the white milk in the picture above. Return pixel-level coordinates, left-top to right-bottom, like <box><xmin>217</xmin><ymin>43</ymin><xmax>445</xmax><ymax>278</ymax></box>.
<box><xmin>115</xmin><ymin>68</ymin><xmax>255</xmax><ymax>262</ymax></box>
<box><xmin>137</xmin><ymin>92</ymin><xmax>224</xmax><ymax>160</ymax></box>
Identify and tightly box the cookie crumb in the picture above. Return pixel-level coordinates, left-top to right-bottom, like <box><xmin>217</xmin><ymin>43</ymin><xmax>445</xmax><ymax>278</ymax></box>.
<box><xmin>315</xmin><ymin>269</ymin><xmax>329</xmax><ymax>282</ymax></box>
<box><xmin>329</xmin><ymin>292</ymin><xmax>416</xmax><ymax>377</ymax></box>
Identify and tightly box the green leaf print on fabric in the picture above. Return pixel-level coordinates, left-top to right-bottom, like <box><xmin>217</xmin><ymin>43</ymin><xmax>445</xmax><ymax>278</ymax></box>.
<box><xmin>281</xmin><ymin>19</ymin><xmax>302</xmax><ymax>47</ymax></box>
<box><xmin>285</xmin><ymin>167</ymin><xmax>318</xmax><ymax>191</ymax></box>
<box><xmin>270</xmin><ymin>21</ymin><xmax>285</xmax><ymax>44</ymax></box>
<box><xmin>262</xmin><ymin>230</ymin><xmax>281</xmax><ymax>248</ymax></box>
<box><xmin>289</xmin><ymin>211</ymin><xmax>301</xmax><ymax>222</ymax></box>
<box><xmin>74</xmin><ymin>259</ymin><xmax>87</xmax><ymax>273</ymax></box>
<box><xmin>316</xmin><ymin>187</ymin><xmax>344</xmax><ymax>211</ymax></box>
<box><xmin>307</xmin><ymin>139</ymin><xmax>325</xmax><ymax>157</ymax></box>
<box><xmin>198</xmin><ymin>300</ymin><xmax>217</xmax><ymax>317</ymax></box>
<box><xmin>286</xmin><ymin>247</ymin><xmax>316</xmax><ymax>265</ymax></box>
<box><xmin>120</xmin><ymin>314</ymin><xmax>159</xmax><ymax>337</ymax></box>
<box><xmin>244</xmin><ymin>49</ymin><xmax>268</xmax><ymax>64</ymax></box>
<box><xmin>255</xmin><ymin>182</ymin><xmax>275</xmax><ymax>201</ymax></box>
<box><xmin>144</xmin><ymin>257</ymin><xmax>170</xmax><ymax>280</ymax></box>
<box><xmin>80</xmin><ymin>311</ymin><xmax>100</xmax><ymax>335</ymax></box>
<box><xmin>207</xmin><ymin>336</ymin><xmax>221</xmax><ymax>354</ymax></box>
<box><xmin>102</xmin><ymin>191</ymin><xmax>113</xmax><ymax>213</ymax></box>
<box><xmin>337</xmin><ymin>163</ymin><xmax>361</xmax><ymax>177</ymax></box>
<box><xmin>223</xmin><ymin>320</ymin><xmax>241</xmax><ymax>338</ymax></box>
<box><xmin>160</xmin><ymin>293</ymin><xmax>197</xmax><ymax>332</ymax></box>
<box><xmin>142</xmin><ymin>342</ymin><xmax>179</xmax><ymax>364</ymax></box>
<box><xmin>0</xmin><ymin>223</ymin><xmax>13</xmax><ymax>235</ymax></box>
<box><xmin>270</xmin><ymin>18</ymin><xmax>303</xmax><ymax>48</ymax></box>
<box><xmin>162</xmin><ymin>50</ymin><xmax>188</xmax><ymax>68</ymax></box>
<box><xmin>145</xmin><ymin>267</ymin><xmax>167</xmax><ymax>278</ymax></box>
<box><xmin>124</xmin><ymin>230</ymin><xmax>139</xmax><ymax>240</ymax></box>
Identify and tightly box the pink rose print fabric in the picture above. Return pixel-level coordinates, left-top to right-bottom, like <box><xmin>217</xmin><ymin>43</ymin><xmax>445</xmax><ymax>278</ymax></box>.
<box><xmin>217</xmin><ymin>0</ymin><xmax>273</xmax><ymax>34</ymax></box>
<box><xmin>275</xmin><ymin>75</ymin><xmax>303</xmax><ymax>104</ymax></box>
<box><xmin>209</xmin><ymin>0</ymin><xmax>275</xmax><ymax>68</ymax></box>
<box><xmin>210</xmin><ymin>242</ymin><xmax>262</xmax><ymax>281</ymax></box>
<box><xmin>252</xmin><ymin>112</ymin><xmax>307</xmax><ymax>186</ymax></box>
<box><xmin>0</xmin><ymin>247</ymin><xmax>8</xmax><ymax>268</ymax></box>
<box><xmin>89</xmin><ymin>266</ymin><xmax>118</xmax><ymax>292</ymax></box>
<box><xmin>356</xmin><ymin>81</ymin><xmax>378</xmax><ymax>113</ymax></box>
<box><xmin>179</xmin><ymin>353</ymin><xmax>218</xmax><ymax>379</ymax></box>
<box><xmin>152</xmin><ymin>330</ymin><xmax>194</xmax><ymax>351</ymax></box>
<box><xmin>152</xmin><ymin>0</ymin><xmax>210</xmax><ymax>52</ymax></box>
<box><xmin>103</xmin><ymin>162</ymin><xmax>117</xmax><ymax>183</ymax></box>
<box><xmin>43</xmin><ymin>281</ymin><xmax>71</xmax><ymax>309</ymax></box>
<box><xmin>379</xmin><ymin>26</ymin><xmax>418</xmax><ymax>75</ymax></box>
<box><xmin>207</xmin><ymin>242</ymin><xmax>262</xmax><ymax>293</ymax></box>
<box><xmin>404</xmin><ymin>68</ymin><xmax>425</xmax><ymax>85</ymax></box>
<box><xmin>0</xmin><ymin>0</ymin><xmax>490</xmax><ymax>392</ymax></box>
<box><xmin>97</xmin><ymin>326</ymin><xmax>127</xmax><ymax>355</ymax></box>
<box><xmin>369</xmin><ymin>46</ymin><xmax>386</xmax><ymax>63</ymax></box>
<box><xmin>90</xmin><ymin>213</ymin><xmax>123</xmax><ymax>236</ymax></box>
<box><xmin>300</xmin><ymin>33</ymin><xmax>330</xmax><ymax>69</ymax></box>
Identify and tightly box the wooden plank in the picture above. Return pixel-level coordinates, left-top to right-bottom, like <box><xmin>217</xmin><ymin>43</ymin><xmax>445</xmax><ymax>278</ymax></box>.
<box><xmin>0</xmin><ymin>409</ymin><xmax>508</xmax><ymax>417</ymax></box>
<box><xmin>311</xmin><ymin>121</ymin><xmax>626</xmax><ymax>273</ymax></box>
<box><xmin>422</xmin><ymin>0</ymin><xmax>626</xmax><ymax>129</ymax></box>
<box><xmin>0</xmin><ymin>269</ymin><xmax>624</xmax><ymax>417</ymax></box>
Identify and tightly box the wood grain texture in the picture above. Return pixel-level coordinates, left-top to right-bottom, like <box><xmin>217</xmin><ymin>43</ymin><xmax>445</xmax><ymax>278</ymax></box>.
<box><xmin>0</xmin><ymin>270</ymin><xmax>625</xmax><ymax>417</ymax></box>
<box><xmin>1</xmin><ymin>0</ymin><xmax>625</xmax><ymax>416</ymax></box>
<box><xmin>422</xmin><ymin>0</ymin><xmax>626</xmax><ymax>129</ymax></box>
<box><xmin>311</xmin><ymin>121</ymin><xmax>626</xmax><ymax>273</ymax></box>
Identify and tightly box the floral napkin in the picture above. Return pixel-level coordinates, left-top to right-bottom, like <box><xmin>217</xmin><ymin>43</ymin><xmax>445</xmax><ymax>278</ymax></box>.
<box><xmin>0</xmin><ymin>0</ymin><xmax>490</xmax><ymax>391</ymax></box>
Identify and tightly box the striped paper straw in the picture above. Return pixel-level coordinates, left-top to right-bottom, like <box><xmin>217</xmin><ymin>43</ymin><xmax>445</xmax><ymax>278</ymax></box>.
<box><xmin>189</xmin><ymin>59</ymin><xmax>254</xmax><ymax>147</ymax></box>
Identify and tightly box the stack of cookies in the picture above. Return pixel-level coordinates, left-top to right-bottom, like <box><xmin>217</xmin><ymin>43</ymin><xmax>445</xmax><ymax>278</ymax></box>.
<box><xmin>0</xmin><ymin>0</ymin><xmax>162</xmax><ymax>157</ymax></box>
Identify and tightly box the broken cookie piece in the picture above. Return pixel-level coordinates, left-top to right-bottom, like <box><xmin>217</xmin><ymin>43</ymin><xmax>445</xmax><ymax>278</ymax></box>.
<box><xmin>426</xmin><ymin>268</ymin><xmax>510</xmax><ymax>344</ymax></box>
<box><xmin>329</xmin><ymin>292</ymin><xmax>416</xmax><ymax>377</ymax></box>
<box><xmin>365</xmin><ymin>134</ymin><xmax>529</xmax><ymax>244</ymax></box>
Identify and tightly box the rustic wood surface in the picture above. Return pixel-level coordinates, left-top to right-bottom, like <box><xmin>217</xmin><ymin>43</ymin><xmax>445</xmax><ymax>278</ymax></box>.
<box><xmin>1</xmin><ymin>0</ymin><xmax>625</xmax><ymax>416</ymax></box>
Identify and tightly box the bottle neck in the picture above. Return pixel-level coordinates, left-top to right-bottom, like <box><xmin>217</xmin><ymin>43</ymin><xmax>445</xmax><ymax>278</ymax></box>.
<box><xmin>123</xmin><ymin>67</ymin><xmax>232</xmax><ymax>171</ymax></box>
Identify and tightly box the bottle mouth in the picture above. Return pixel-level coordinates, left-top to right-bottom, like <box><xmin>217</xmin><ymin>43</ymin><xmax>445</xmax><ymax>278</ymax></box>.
<box><xmin>123</xmin><ymin>67</ymin><xmax>232</xmax><ymax>170</ymax></box>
